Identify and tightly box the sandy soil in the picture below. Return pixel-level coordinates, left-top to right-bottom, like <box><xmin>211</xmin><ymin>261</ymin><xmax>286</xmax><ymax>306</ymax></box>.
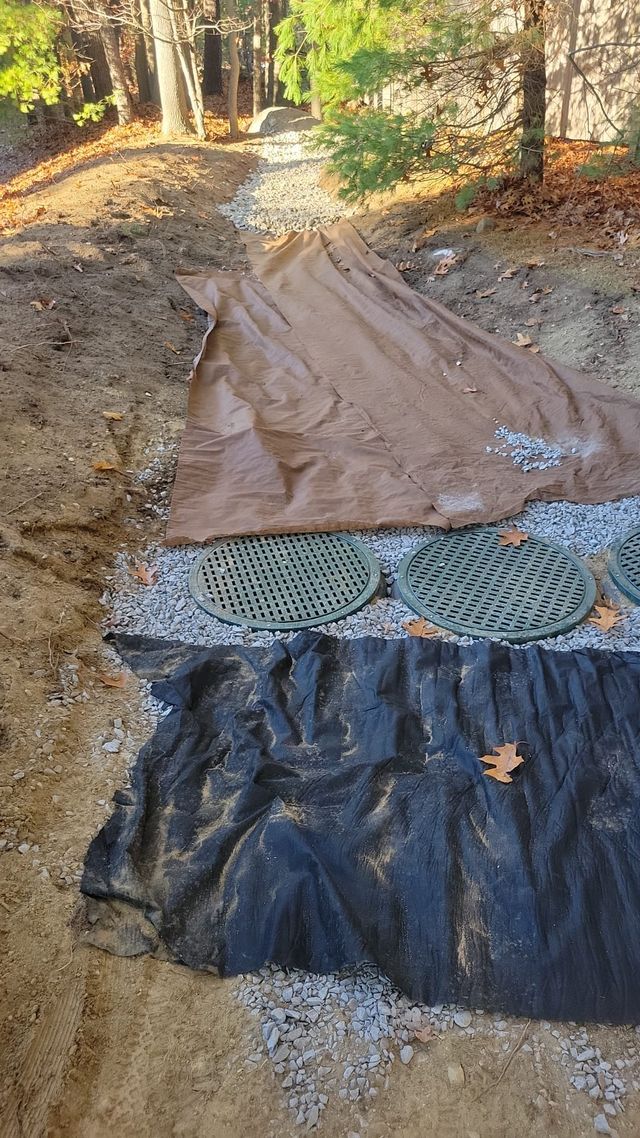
<box><xmin>1</xmin><ymin>127</ymin><xmax>640</xmax><ymax>1138</ymax></box>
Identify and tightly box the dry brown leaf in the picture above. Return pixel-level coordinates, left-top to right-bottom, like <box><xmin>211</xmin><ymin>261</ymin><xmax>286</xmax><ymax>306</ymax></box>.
<box><xmin>498</xmin><ymin>267</ymin><xmax>518</xmax><ymax>280</ymax></box>
<box><xmin>434</xmin><ymin>255</ymin><xmax>457</xmax><ymax>276</ymax></box>
<box><xmin>30</xmin><ymin>297</ymin><xmax>56</xmax><ymax>311</ymax></box>
<box><xmin>526</xmin><ymin>258</ymin><xmax>545</xmax><ymax>268</ymax></box>
<box><xmin>498</xmin><ymin>527</ymin><xmax>529</xmax><ymax>547</ymax></box>
<box><xmin>476</xmin><ymin>288</ymin><xmax>497</xmax><ymax>298</ymax></box>
<box><xmin>396</xmin><ymin>260</ymin><xmax>417</xmax><ymax>272</ymax></box>
<box><xmin>178</xmin><ymin>308</ymin><xmax>194</xmax><ymax>322</ymax></box>
<box><xmin>411</xmin><ymin>226</ymin><xmax>438</xmax><ymax>252</ymax></box>
<box><xmin>132</xmin><ymin>562</ymin><xmax>158</xmax><ymax>586</ymax></box>
<box><xmin>610</xmin><ymin>305</ymin><xmax>627</xmax><ymax>315</ymax></box>
<box><xmin>524</xmin><ymin>317</ymin><xmax>541</xmax><ymax>326</ymax></box>
<box><xmin>402</xmin><ymin>617</ymin><xmax>439</xmax><ymax>638</ymax></box>
<box><xmin>102</xmin><ymin>410</ymin><xmax>124</xmax><ymax>421</ymax></box>
<box><xmin>164</xmin><ymin>340</ymin><xmax>181</xmax><ymax>355</ymax></box>
<box><xmin>462</xmin><ymin>386</ymin><xmax>479</xmax><ymax>394</ymax></box>
<box><xmin>92</xmin><ymin>459</ymin><xmax>121</xmax><ymax>472</ymax></box>
<box><xmin>98</xmin><ymin>672</ymin><xmax>127</xmax><ymax>689</ymax></box>
<box><xmin>512</xmin><ymin>333</ymin><xmax>533</xmax><ymax>348</ymax></box>
<box><xmin>588</xmin><ymin>602</ymin><xmax>624</xmax><ymax>632</ymax></box>
<box><xmin>480</xmin><ymin>742</ymin><xmax>525</xmax><ymax>784</ymax></box>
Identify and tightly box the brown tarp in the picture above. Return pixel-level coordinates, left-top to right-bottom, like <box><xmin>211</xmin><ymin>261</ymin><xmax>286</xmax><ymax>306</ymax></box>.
<box><xmin>169</xmin><ymin>220</ymin><xmax>640</xmax><ymax>544</ymax></box>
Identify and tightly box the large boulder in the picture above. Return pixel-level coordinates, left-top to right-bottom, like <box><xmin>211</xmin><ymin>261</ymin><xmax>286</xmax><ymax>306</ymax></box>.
<box><xmin>247</xmin><ymin>106</ymin><xmax>321</xmax><ymax>136</ymax></box>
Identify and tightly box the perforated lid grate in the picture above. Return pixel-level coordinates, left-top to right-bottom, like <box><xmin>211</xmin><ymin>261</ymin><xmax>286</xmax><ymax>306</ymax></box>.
<box><xmin>397</xmin><ymin>527</ymin><xmax>596</xmax><ymax>643</ymax></box>
<box><xmin>189</xmin><ymin>532</ymin><xmax>382</xmax><ymax>630</ymax></box>
<box><xmin>609</xmin><ymin>527</ymin><xmax>640</xmax><ymax>604</ymax></box>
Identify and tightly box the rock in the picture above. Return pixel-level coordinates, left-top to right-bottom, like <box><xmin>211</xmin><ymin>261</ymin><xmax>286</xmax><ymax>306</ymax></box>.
<box><xmin>17</xmin><ymin>842</ymin><xmax>31</xmax><ymax>854</ymax></box>
<box><xmin>247</xmin><ymin>106</ymin><xmax>321</xmax><ymax>137</ymax></box>
<box><xmin>594</xmin><ymin>1114</ymin><xmax>612</xmax><ymax>1134</ymax></box>
<box><xmin>475</xmin><ymin>216</ymin><xmax>496</xmax><ymax>233</ymax></box>
<box><xmin>306</xmin><ymin>1104</ymin><xmax>319</xmax><ymax>1128</ymax></box>
<box><xmin>454</xmin><ymin>1010</ymin><xmax>472</xmax><ymax>1028</ymax></box>
<box><xmin>102</xmin><ymin>739</ymin><xmax>121</xmax><ymax>753</ymax></box>
<box><xmin>447</xmin><ymin>1062</ymin><xmax>465</xmax><ymax>1087</ymax></box>
<box><xmin>399</xmin><ymin>1045</ymin><xmax>414</xmax><ymax>1065</ymax></box>
<box><xmin>577</xmin><ymin>1049</ymin><xmax>597</xmax><ymax>1062</ymax></box>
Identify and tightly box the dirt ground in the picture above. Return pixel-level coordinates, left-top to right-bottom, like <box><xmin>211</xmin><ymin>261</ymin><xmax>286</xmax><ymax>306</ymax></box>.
<box><xmin>1</xmin><ymin>119</ymin><xmax>640</xmax><ymax>1138</ymax></box>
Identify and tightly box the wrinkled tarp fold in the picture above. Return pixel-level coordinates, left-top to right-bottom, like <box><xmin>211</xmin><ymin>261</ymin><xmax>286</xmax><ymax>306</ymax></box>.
<box><xmin>83</xmin><ymin>632</ymin><xmax>640</xmax><ymax>1022</ymax></box>
<box><xmin>168</xmin><ymin>220</ymin><xmax>640</xmax><ymax>544</ymax></box>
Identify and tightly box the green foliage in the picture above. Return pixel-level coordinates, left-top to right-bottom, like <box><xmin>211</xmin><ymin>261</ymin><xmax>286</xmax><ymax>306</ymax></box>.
<box><xmin>454</xmin><ymin>184</ymin><xmax>477</xmax><ymax>211</ymax></box>
<box><xmin>315</xmin><ymin>106</ymin><xmax>454</xmax><ymax>202</ymax></box>
<box><xmin>0</xmin><ymin>0</ymin><xmax>62</xmax><ymax>111</ymax></box>
<box><xmin>276</xmin><ymin>0</ymin><xmax>519</xmax><ymax>201</ymax></box>
<box><xmin>275</xmin><ymin>0</ymin><xmax>394</xmax><ymax>107</ymax></box>
<box><xmin>73</xmin><ymin>96</ymin><xmax>115</xmax><ymax>127</ymax></box>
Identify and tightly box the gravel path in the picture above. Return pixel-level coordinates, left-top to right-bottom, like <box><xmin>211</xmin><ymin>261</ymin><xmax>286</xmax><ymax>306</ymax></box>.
<box><xmin>103</xmin><ymin>129</ymin><xmax>640</xmax><ymax>1131</ymax></box>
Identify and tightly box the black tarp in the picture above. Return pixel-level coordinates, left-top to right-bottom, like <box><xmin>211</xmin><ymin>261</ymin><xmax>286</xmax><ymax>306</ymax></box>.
<box><xmin>82</xmin><ymin>632</ymin><xmax>640</xmax><ymax>1022</ymax></box>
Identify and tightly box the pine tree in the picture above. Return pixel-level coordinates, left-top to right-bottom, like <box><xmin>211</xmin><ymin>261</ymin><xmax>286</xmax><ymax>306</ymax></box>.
<box><xmin>276</xmin><ymin>1</ymin><xmax>549</xmax><ymax>200</ymax></box>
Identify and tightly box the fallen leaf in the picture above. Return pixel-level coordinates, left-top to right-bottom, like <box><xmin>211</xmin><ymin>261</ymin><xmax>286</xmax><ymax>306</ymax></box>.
<box><xmin>92</xmin><ymin>459</ymin><xmax>121</xmax><ymax>472</ymax></box>
<box><xmin>588</xmin><ymin>602</ymin><xmax>623</xmax><ymax>632</ymax></box>
<box><xmin>462</xmin><ymin>386</ymin><xmax>479</xmax><ymax>393</ymax></box>
<box><xmin>396</xmin><ymin>260</ymin><xmax>417</xmax><ymax>272</ymax></box>
<box><xmin>102</xmin><ymin>410</ymin><xmax>124</xmax><ymax>421</ymax></box>
<box><xmin>132</xmin><ymin>562</ymin><xmax>158</xmax><ymax>586</ymax></box>
<box><xmin>524</xmin><ymin>317</ymin><xmax>541</xmax><ymax>326</ymax></box>
<box><xmin>402</xmin><ymin>617</ymin><xmax>439</xmax><ymax>638</ymax></box>
<box><xmin>30</xmin><ymin>297</ymin><xmax>56</xmax><ymax>311</ymax></box>
<box><xmin>98</xmin><ymin>672</ymin><xmax>127</xmax><ymax>688</ymax></box>
<box><xmin>498</xmin><ymin>267</ymin><xmax>518</xmax><ymax>280</ymax></box>
<box><xmin>479</xmin><ymin>742</ymin><xmax>525</xmax><ymax>783</ymax></box>
<box><xmin>164</xmin><ymin>340</ymin><xmax>180</xmax><ymax>355</ymax></box>
<box><xmin>411</xmin><ymin>226</ymin><xmax>437</xmax><ymax>252</ymax></box>
<box><xmin>434</xmin><ymin>255</ymin><xmax>457</xmax><ymax>276</ymax></box>
<box><xmin>512</xmin><ymin>333</ymin><xmax>533</xmax><ymax>347</ymax></box>
<box><xmin>610</xmin><ymin>305</ymin><xmax>627</xmax><ymax>315</ymax></box>
<box><xmin>476</xmin><ymin>288</ymin><xmax>497</xmax><ymax>298</ymax></box>
<box><xmin>498</xmin><ymin>527</ymin><xmax>529</xmax><ymax>547</ymax></box>
<box><xmin>525</xmin><ymin>258</ymin><xmax>545</xmax><ymax>268</ymax></box>
<box><xmin>178</xmin><ymin>308</ymin><xmax>194</xmax><ymax>322</ymax></box>
<box><xmin>414</xmin><ymin>1026</ymin><xmax>436</xmax><ymax>1043</ymax></box>
<box><xmin>73</xmin><ymin>262</ymin><xmax>84</xmax><ymax>273</ymax></box>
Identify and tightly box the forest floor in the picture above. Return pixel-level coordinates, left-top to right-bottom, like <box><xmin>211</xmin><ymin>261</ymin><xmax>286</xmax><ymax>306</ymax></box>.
<box><xmin>1</xmin><ymin>103</ymin><xmax>640</xmax><ymax>1138</ymax></box>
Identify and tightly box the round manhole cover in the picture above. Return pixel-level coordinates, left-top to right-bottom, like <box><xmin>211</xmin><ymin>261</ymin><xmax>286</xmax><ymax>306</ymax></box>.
<box><xmin>189</xmin><ymin>532</ymin><xmax>382</xmax><ymax>630</ymax></box>
<box><xmin>397</xmin><ymin>527</ymin><xmax>596</xmax><ymax>643</ymax></box>
<box><xmin>609</xmin><ymin>527</ymin><xmax>640</xmax><ymax>604</ymax></box>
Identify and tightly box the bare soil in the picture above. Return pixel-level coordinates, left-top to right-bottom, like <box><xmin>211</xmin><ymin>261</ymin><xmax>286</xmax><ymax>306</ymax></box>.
<box><xmin>1</xmin><ymin>126</ymin><xmax>640</xmax><ymax>1138</ymax></box>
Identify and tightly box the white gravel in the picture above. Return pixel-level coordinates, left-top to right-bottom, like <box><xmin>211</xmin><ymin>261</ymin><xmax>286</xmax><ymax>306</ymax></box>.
<box><xmin>219</xmin><ymin>130</ymin><xmax>352</xmax><ymax>234</ymax></box>
<box><xmin>104</xmin><ymin>495</ymin><xmax>640</xmax><ymax>654</ymax></box>
<box><xmin>235</xmin><ymin>963</ymin><xmax>640</xmax><ymax>1128</ymax></box>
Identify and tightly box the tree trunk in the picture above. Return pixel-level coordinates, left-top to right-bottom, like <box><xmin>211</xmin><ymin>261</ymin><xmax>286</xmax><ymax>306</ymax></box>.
<box><xmin>264</xmin><ymin>0</ymin><xmax>274</xmax><ymax>105</ymax></box>
<box><xmin>203</xmin><ymin>0</ymin><xmax>223</xmax><ymax>96</ymax></box>
<box><xmin>224</xmin><ymin>0</ymin><xmax>241</xmax><ymax>138</ymax></box>
<box><xmin>135</xmin><ymin>34</ymin><xmax>152</xmax><ymax>103</ymax></box>
<box><xmin>520</xmin><ymin>0</ymin><xmax>546</xmax><ymax>182</ymax></box>
<box><xmin>100</xmin><ymin>21</ymin><xmax>134</xmax><ymax>124</ymax></box>
<box><xmin>88</xmin><ymin>35</ymin><xmax>112</xmax><ymax>100</ymax></box>
<box><xmin>168</xmin><ymin>0</ymin><xmax>206</xmax><ymax>139</ymax></box>
<box><xmin>252</xmin><ymin>5</ymin><xmax>263</xmax><ymax>116</ymax></box>
<box><xmin>139</xmin><ymin>0</ymin><xmax>161</xmax><ymax>104</ymax></box>
<box><xmin>70</xmin><ymin>28</ymin><xmax>97</xmax><ymax>102</ymax></box>
<box><xmin>58</xmin><ymin>28</ymin><xmax>83</xmax><ymax>114</ymax></box>
<box><xmin>149</xmin><ymin>0</ymin><xmax>192</xmax><ymax>135</ymax></box>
